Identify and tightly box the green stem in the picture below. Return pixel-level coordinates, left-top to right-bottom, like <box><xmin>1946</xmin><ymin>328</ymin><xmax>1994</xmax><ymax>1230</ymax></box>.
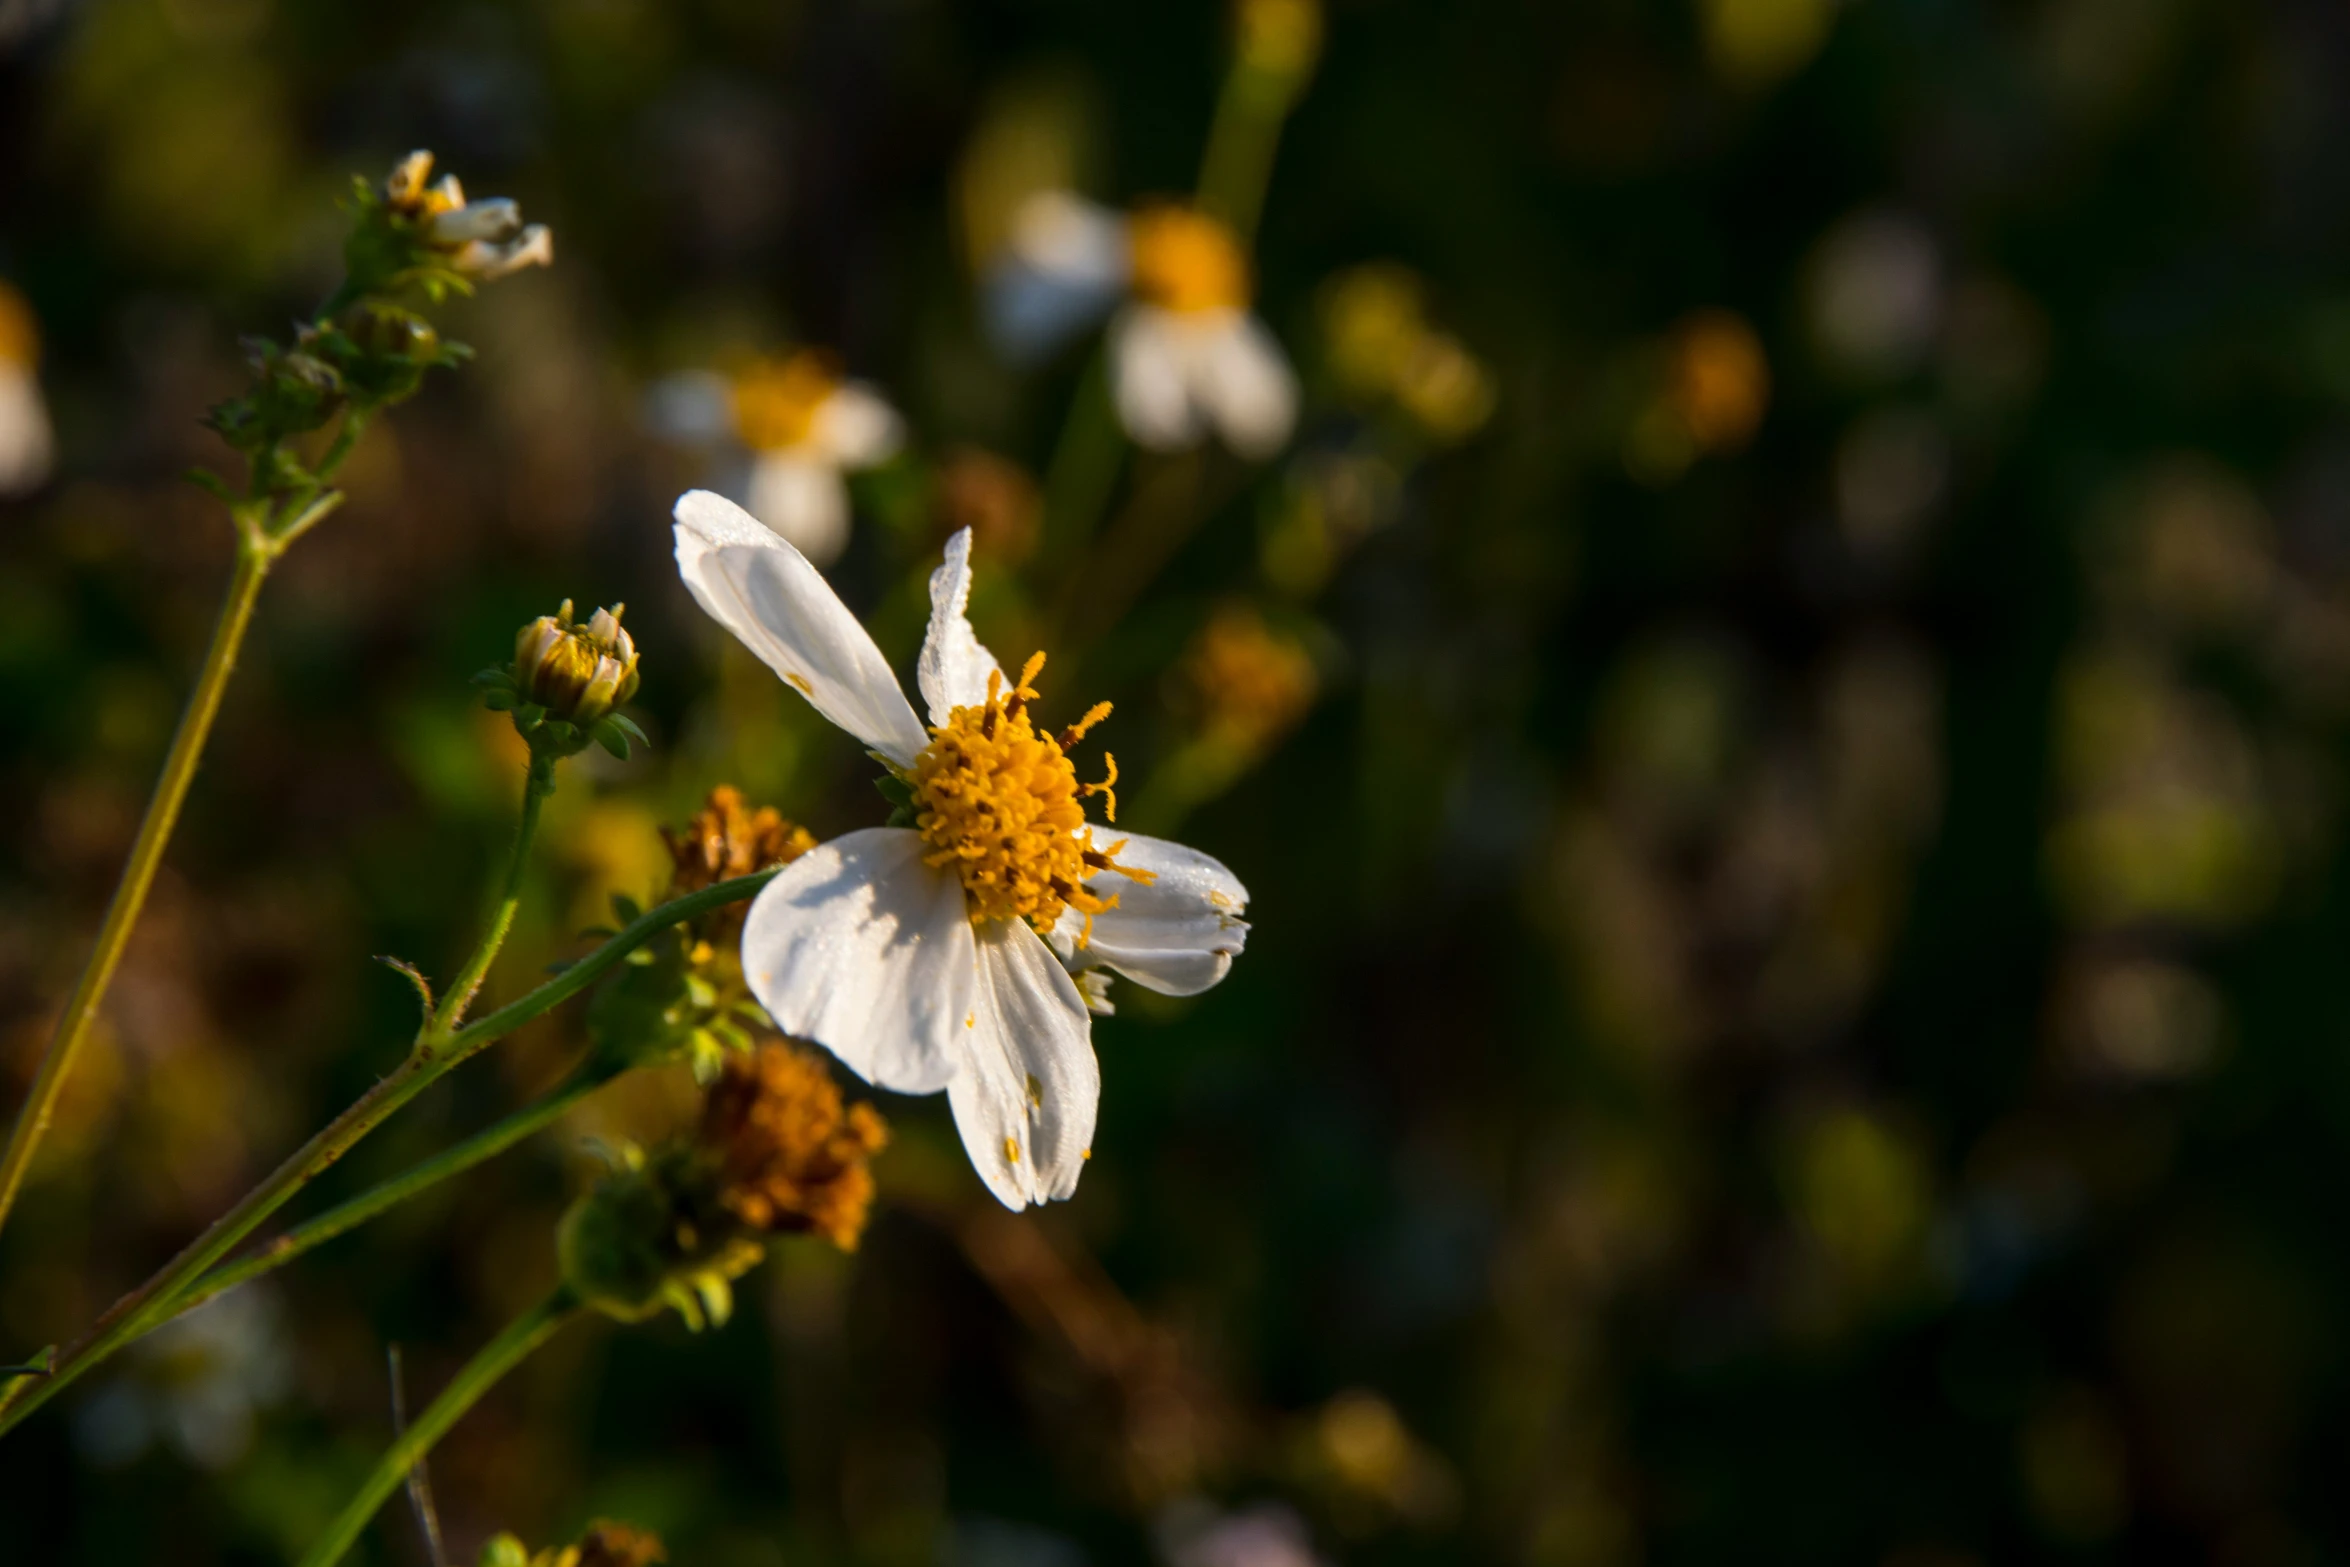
<box><xmin>435</xmin><ymin>751</ymin><xmax>555</xmax><ymax>1034</ymax></box>
<box><xmin>0</xmin><ymin>536</ymin><xmax>274</xmax><ymax>1245</ymax></box>
<box><xmin>0</xmin><ymin>869</ymin><xmax>771</xmax><ymax>1438</ymax></box>
<box><xmin>296</xmin><ymin>1288</ymin><xmax>582</xmax><ymax>1567</ymax></box>
<box><xmin>1040</xmin><ymin>348</ymin><xmax>1127</xmax><ymax>572</ymax></box>
<box><xmin>163</xmin><ymin>1064</ymin><xmax>615</xmax><ymax>1325</ymax></box>
<box><xmin>1194</xmin><ymin>67</ymin><xmax>1300</xmax><ymax>247</ymax></box>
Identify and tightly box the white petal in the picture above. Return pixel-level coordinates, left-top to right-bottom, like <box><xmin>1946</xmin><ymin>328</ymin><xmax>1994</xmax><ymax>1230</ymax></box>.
<box><xmin>916</xmin><ymin>526</ymin><xmax>1003</xmax><ymax>726</ymax></box>
<box><xmin>1007</xmin><ymin>190</ymin><xmax>1132</xmax><ymax>289</ymax></box>
<box><xmin>1052</xmin><ymin>834</ymin><xmax>1250</xmax><ymax>996</ymax></box>
<box><xmin>947</xmin><ymin>918</ymin><xmax>1099</xmax><ymax>1209</ymax></box>
<box><xmin>426</xmin><ymin>197</ymin><xmax>521</xmax><ymax>245</ymax></box>
<box><xmin>1109</xmin><ymin>306</ymin><xmax>1208</xmax><ymax>450</ymax></box>
<box><xmin>740</xmin><ymin>828</ymin><xmax>977</xmax><ymax>1094</ymax></box>
<box><xmin>746</xmin><ymin>451</ymin><xmax>852</xmax><ymax>566</ymax></box>
<box><xmin>810</xmin><ymin>382</ymin><xmax>904</xmax><ymax>469</ymax></box>
<box><xmin>0</xmin><ymin>369</ymin><xmax>53</xmax><ymax>496</ymax></box>
<box><xmin>673</xmin><ymin>489</ymin><xmax>928</xmax><ymax>764</ymax></box>
<box><xmin>1195</xmin><ymin>313</ymin><xmax>1298</xmax><ymax>459</ymax></box>
<box><xmin>984</xmin><ymin>191</ymin><xmax>1130</xmax><ymax>360</ymax></box>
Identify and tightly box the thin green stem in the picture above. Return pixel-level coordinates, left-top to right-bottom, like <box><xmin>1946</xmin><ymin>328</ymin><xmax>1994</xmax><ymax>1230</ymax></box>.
<box><xmin>163</xmin><ymin>1064</ymin><xmax>616</xmax><ymax>1325</ymax></box>
<box><xmin>0</xmin><ymin>537</ymin><xmax>274</xmax><ymax>1244</ymax></box>
<box><xmin>297</xmin><ymin>1288</ymin><xmax>582</xmax><ymax>1567</ymax></box>
<box><xmin>1040</xmin><ymin>348</ymin><xmax>1127</xmax><ymax>572</ymax></box>
<box><xmin>434</xmin><ymin>751</ymin><xmax>555</xmax><ymax>1034</ymax></box>
<box><xmin>1194</xmin><ymin>67</ymin><xmax>1300</xmax><ymax>248</ymax></box>
<box><xmin>0</xmin><ymin>869</ymin><xmax>772</xmax><ymax>1437</ymax></box>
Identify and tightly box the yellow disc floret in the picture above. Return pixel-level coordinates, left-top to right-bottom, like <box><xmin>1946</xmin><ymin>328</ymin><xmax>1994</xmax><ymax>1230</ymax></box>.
<box><xmin>1127</xmin><ymin>204</ymin><xmax>1250</xmax><ymax>315</ymax></box>
<box><xmin>911</xmin><ymin>651</ymin><xmax>1152</xmax><ymax>937</ymax></box>
<box><xmin>733</xmin><ymin>351</ymin><xmax>840</xmax><ymax>452</ymax></box>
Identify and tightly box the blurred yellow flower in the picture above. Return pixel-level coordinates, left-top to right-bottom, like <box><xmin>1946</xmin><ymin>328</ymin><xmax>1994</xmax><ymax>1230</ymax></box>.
<box><xmin>1702</xmin><ymin>0</ymin><xmax>1840</xmax><ymax>89</ymax></box>
<box><xmin>1319</xmin><ymin>264</ymin><xmax>1495</xmax><ymax>441</ymax></box>
<box><xmin>1177</xmin><ymin>603</ymin><xmax>1319</xmax><ymax>755</ymax></box>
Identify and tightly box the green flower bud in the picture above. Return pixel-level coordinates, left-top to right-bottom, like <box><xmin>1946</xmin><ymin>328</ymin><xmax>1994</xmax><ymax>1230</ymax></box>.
<box><xmin>555</xmin><ymin>1144</ymin><xmax>761</xmax><ymax>1333</ymax></box>
<box><xmin>514</xmin><ymin>600</ymin><xmax>641</xmax><ymax>726</ymax></box>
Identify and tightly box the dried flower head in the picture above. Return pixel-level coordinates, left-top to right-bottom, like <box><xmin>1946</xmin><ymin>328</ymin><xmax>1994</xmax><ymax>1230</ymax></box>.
<box><xmin>477</xmin><ymin>1521</ymin><xmax>666</xmax><ymax>1567</ymax></box>
<box><xmin>664</xmin><ymin>786</ymin><xmax>818</xmax><ymax>897</ymax></box>
<box><xmin>1178</xmin><ymin>605</ymin><xmax>1319</xmax><ymax>755</ymax></box>
<box><xmin>572</xmin><ymin>1522</ymin><xmax>669</xmax><ymax>1567</ymax></box>
<box><xmin>706</xmin><ymin>1041</ymin><xmax>890</xmax><ymax>1250</ymax></box>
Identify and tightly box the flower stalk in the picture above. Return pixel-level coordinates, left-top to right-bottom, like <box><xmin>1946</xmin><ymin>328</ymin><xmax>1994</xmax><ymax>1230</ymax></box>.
<box><xmin>0</xmin><ymin>152</ymin><xmax>551</xmax><ymax>1252</ymax></box>
<box><xmin>160</xmin><ymin>1061</ymin><xmax>618</xmax><ymax>1327</ymax></box>
<box><xmin>0</xmin><ymin>868</ymin><xmax>780</xmax><ymax>1439</ymax></box>
<box><xmin>296</xmin><ymin>1288</ymin><xmax>584</xmax><ymax>1567</ymax></box>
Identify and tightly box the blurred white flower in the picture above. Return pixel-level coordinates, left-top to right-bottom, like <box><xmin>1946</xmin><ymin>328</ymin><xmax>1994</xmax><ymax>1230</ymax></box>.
<box><xmin>72</xmin><ymin>1288</ymin><xmax>293</xmax><ymax>1472</ymax></box>
<box><xmin>649</xmin><ymin>352</ymin><xmax>901</xmax><ymax>565</ymax></box>
<box><xmin>1806</xmin><ymin>210</ymin><xmax>1941</xmax><ymax>381</ymax></box>
<box><xmin>986</xmin><ymin>191</ymin><xmax>1297</xmax><ymax>457</ymax></box>
<box><xmin>0</xmin><ymin>280</ymin><xmax>54</xmax><ymax>495</ymax></box>
<box><xmin>1157</xmin><ymin>1501</ymin><xmax>1328</xmax><ymax>1567</ymax></box>
<box><xmin>672</xmin><ymin>490</ymin><xmax>1251</xmax><ymax>1208</ymax></box>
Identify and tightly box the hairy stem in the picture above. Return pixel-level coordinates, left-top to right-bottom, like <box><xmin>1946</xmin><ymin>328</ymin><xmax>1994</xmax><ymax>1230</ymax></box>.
<box><xmin>297</xmin><ymin>1289</ymin><xmax>583</xmax><ymax>1567</ymax></box>
<box><xmin>0</xmin><ymin>870</ymin><xmax>771</xmax><ymax>1437</ymax></box>
<box><xmin>163</xmin><ymin>1064</ymin><xmax>616</xmax><ymax>1325</ymax></box>
<box><xmin>0</xmin><ymin>537</ymin><xmax>273</xmax><ymax>1243</ymax></box>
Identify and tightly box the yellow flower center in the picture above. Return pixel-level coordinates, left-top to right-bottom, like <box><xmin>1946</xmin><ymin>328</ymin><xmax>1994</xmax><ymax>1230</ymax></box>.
<box><xmin>1127</xmin><ymin>205</ymin><xmax>1250</xmax><ymax>315</ymax></box>
<box><xmin>910</xmin><ymin>652</ymin><xmax>1152</xmax><ymax>935</ymax></box>
<box><xmin>732</xmin><ymin>352</ymin><xmax>839</xmax><ymax>451</ymax></box>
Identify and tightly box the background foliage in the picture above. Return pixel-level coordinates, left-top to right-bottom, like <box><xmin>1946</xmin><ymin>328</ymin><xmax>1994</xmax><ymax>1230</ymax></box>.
<box><xmin>7</xmin><ymin>0</ymin><xmax>2350</xmax><ymax>1562</ymax></box>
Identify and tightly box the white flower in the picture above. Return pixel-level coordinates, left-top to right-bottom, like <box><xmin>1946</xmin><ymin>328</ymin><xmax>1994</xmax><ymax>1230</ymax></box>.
<box><xmin>0</xmin><ymin>282</ymin><xmax>53</xmax><ymax>496</ymax></box>
<box><xmin>985</xmin><ymin>192</ymin><xmax>1297</xmax><ymax>458</ymax></box>
<box><xmin>672</xmin><ymin>489</ymin><xmax>1250</xmax><ymax>1208</ymax></box>
<box><xmin>1157</xmin><ymin>1502</ymin><xmax>1327</xmax><ymax>1567</ymax></box>
<box><xmin>650</xmin><ymin>354</ymin><xmax>902</xmax><ymax>566</ymax></box>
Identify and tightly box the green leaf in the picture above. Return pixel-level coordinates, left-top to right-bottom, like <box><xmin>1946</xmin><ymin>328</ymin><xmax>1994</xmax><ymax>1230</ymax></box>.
<box><xmin>611</xmin><ymin>892</ymin><xmax>643</xmax><ymax>925</ymax></box>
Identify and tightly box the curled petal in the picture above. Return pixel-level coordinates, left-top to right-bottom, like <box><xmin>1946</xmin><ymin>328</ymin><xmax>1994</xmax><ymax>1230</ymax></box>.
<box><xmin>916</xmin><ymin>526</ymin><xmax>1003</xmax><ymax>726</ymax></box>
<box><xmin>1051</xmin><ymin>833</ymin><xmax>1250</xmax><ymax>996</ymax></box>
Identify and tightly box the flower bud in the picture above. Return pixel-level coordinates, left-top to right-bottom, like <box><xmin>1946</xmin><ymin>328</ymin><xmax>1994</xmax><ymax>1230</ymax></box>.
<box><xmin>376</xmin><ymin>149</ymin><xmax>553</xmax><ymax>284</ymax></box>
<box><xmin>514</xmin><ymin>599</ymin><xmax>640</xmax><ymax>725</ymax></box>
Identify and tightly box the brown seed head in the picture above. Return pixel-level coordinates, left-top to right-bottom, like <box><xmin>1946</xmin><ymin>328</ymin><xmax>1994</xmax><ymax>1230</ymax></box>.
<box><xmin>571</xmin><ymin>1521</ymin><xmax>667</xmax><ymax>1567</ymax></box>
<box><xmin>705</xmin><ymin>1042</ymin><xmax>889</xmax><ymax>1251</ymax></box>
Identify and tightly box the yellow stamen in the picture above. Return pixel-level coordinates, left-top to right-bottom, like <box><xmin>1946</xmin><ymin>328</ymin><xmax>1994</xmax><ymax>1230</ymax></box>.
<box><xmin>909</xmin><ymin>650</ymin><xmax>1152</xmax><ymax>932</ymax></box>
<box><xmin>1004</xmin><ymin>1137</ymin><xmax>1021</xmax><ymax>1166</ymax></box>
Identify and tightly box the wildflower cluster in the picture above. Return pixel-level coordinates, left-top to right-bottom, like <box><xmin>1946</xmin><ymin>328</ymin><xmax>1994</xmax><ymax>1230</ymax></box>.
<box><xmin>202</xmin><ymin>151</ymin><xmax>550</xmax><ymax>526</ymax></box>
